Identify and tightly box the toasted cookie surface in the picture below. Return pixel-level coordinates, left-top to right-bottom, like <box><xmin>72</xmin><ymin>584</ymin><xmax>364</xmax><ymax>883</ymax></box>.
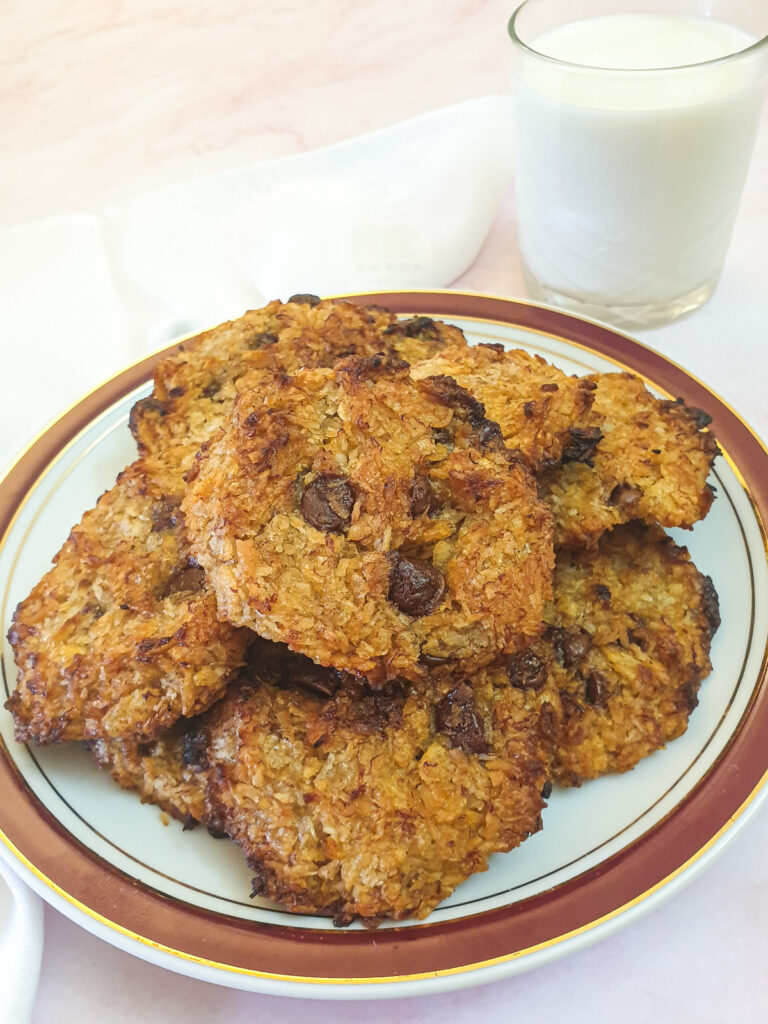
<box><xmin>130</xmin><ymin>297</ymin><xmax>467</xmax><ymax>472</ymax></box>
<box><xmin>5</xmin><ymin>460</ymin><xmax>249</xmax><ymax>744</ymax></box>
<box><xmin>193</xmin><ymin>638</ymin><xmax>559</xmax><ymax>924</ymax></box>
<box><xmin>183</xmin><ymin>355</ymin><xmax>554</xmax><ymax>683</ymax></box>
<box><xmin>411</xmin><ymin>343</ymin><xmax>599</xmax><ymax>471</ymax></box>
<box><xmin>540</xmin><ymin>373</ymin><xmax>718</xmax><ymax>548</ymax></box>
<box><xmin>89</xmin><ymin>721</ymin><xmax>212</xmax><ymax>828</ymax></box>
<box><xmin>515</xmin><ymin>523</ymin><xmax>719</xmax><ymax>785</ymax></box>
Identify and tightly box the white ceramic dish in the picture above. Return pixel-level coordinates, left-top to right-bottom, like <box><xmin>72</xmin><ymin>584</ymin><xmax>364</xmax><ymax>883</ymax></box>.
<box><xmin>1</xmin><ymin>292</ymin><xmax>766</xmax><ymax>998</ymax></box>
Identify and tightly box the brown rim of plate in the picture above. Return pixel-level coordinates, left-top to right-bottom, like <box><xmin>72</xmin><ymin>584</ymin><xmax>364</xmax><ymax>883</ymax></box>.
<box><xmin>1</xmin><ymin>291</ymin><xmax>767</xmax><ymax>985</ymax></box>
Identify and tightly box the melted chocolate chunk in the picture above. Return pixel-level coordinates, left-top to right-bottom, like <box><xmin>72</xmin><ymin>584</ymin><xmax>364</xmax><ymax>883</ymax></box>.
<box><xmin>301</xmin><ymin>474</ymin><xmax>355</xmax><ymax>532</ymax></box>
<box><xmin>593</xmin><ymin>584</ymin><xmax>611</xmax><ymax>603</ymax></box>
<box><xmin>561</xmin><ymin>427</ymin><xmax>603</xmax><ymax>466</ymax></box>
<box><xmin>432</xmin><ymin>426</ymin><xmax>453</xmax><ymax>448</ymax></box>
<box><xmin>323</xmin><ymin>680</ymin><xmax>407</xmax><ymax>735</ymax></box>
<box><xmin>422</xmin><ymin>374</ymin><xmax>486</xmax><ymax>424</ymax></box>
<box><xmin>201</xmin><ymin>377</ymin><xmax>224</xmax><ymax>400</ymax></box>
<box><xmin>388</xmin><ymin>555</ymin><xmax>445</xmax><ymax>617</ymax></box>
<box><xmin>182</xmin><ymin>731</ymin><xmax>209</xmax><ymax>770</ymax></box>
<box><xmin>435</xmin><ymin>683</ymin><xmax>489</xmax><ymax>754</ymax></box>
<box><xmin>418</xmin><ymin>651</ymin><xmax>452</xmax><ymax>668</ymax></box>
<box><xmin>290</xmin><ymin>661</ymin><xmax>346</xmax><ymax>698</ymax></box>
<box><xmin>247</xmin><ymin>330</ymin><xmax>279</xmax><ymax>349</ymax></box>
<box><xmin>507</xmin><ymin>649</ymin><xmax>547</xmax><ymax>690</ymax></box>
<box><xmin>151</xmin><ymin>497</ymin><xmax>182</xmax><ymax>532</ymax></box>
<box><xmin>410</xmin><ymin>475</ymin><xmax>432</xmax><ymax>516</ymax></box>
<box><xmin>288</xmin><ymin>293</ymin><xmax>321</xmax><ymax>306</ymax></box>
<box><xmin>385</xmin><ymin>315</ymin><xmax>439</xmax><ymax>338</ymax></box>
<box><xmin>164</xmin><ymin>562</ymin><xmax>206</xmax><ymax>596</ymax></box>
<box><xmin>585</xmin><ymin>671</ymin><xmax>610</xmax><ymax>708</ymax></box>
<box><xmin>474</xmin><ymin>417</ymin><xmax>504</xmax><ymax>449</ymax></box>
<box><xmin>549</xmin><ymin>626</ymin><xmax>592</xmax><ymax>669</ymax></box>
<box><xmin>128</xmin><ymin>397</ymin><xmax>166</xmax><ymax>436</ymax></box>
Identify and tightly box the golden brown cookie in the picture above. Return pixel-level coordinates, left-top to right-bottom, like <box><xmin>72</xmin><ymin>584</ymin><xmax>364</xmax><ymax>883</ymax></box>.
<box><xmin>130</xmin><ymin>296</ymin><xmax>467</xmax><ymax>477</ymax></box>
<box><xmin>183</xmin><ymin>355</ymin><xmax>554</xmax><ymax>683</ymax></box>
<box><xmin>194</xmin><ymin>637</ymin><xmax>559</xmax><ymax>924</ymax></box>
<box><xmin>89</xmin><ymin>721</ymin><xmax>212</xmax><ymax>828</ymax></box>
<box><xmin>505</xmin><ymin>523</ymin><xmax>719</xmax><ymax>786</ymax></box>
<box><xmin>540</xmin><ymin>373</ymin><xmax>718</xmax><ymax>548</ymax></box>
<box><xmin>411</xmin><ymin>342</ymin><xmax>599</xmax><ymax>471</ymax></box>
<box><xmin>5</xmin><ymin>460</ymin><xmax>249</xmax><ymax>744</ymax></box>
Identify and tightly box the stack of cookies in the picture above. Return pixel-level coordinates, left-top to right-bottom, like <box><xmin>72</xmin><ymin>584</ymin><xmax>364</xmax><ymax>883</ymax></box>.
<box><xmin>5</xmin><ymin>295</ymin><xmax>720</xmax><ymax>925</ymax></box>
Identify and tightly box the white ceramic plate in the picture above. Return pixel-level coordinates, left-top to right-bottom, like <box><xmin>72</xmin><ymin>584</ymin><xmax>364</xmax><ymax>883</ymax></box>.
<box><xmin>1</xmin><ymin>292</ymin><xmax>767</xmax><ymax>998</ymax></box>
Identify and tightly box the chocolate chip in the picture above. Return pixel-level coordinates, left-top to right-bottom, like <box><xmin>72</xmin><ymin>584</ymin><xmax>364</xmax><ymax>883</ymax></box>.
<box><xmin>288</xmin><ymin>293</ymin><xmax>321</xmax><ymax>306</ymax></box>
<box><xmin>435</xmin><ymin>683</ymin><xmax>489</xmax><ymax>754</ymax></box>
<box><xmin>201</xmin><ymin>378</ymin><xmax>222</xmax><ymax>400</ymax></box>
<box><xmin>410</xmin><ymin>475</ymin><xmax>432</xmax><ymax>516</ymax></box>
<box><xmin>182</xmin><ymin>731</ymin><xmax>209</xmax><ymax>769</ymax></box>
<box><xmin>289</xmin><ymin>660</ymin><xmax>346</xmax><ymax>698</ymax></box>
<box><xmin>247</xmin><ymin>331</ymin><xmax>279</xmax><ymax>349</ymax></box>
<box><xmin>422</xmin><ymin>374</ymin><xmax>486</xmax><ymax>424</ymax></box>
<box><xmin>507</xmin><ymin>650</ymin><xmax>547</xmax><ymax>690</ymax></box>
<box><xmin>301</xmin><ymin>474</ymin><xmax>355</xmax><ymax>532</ymax></box>
<box><xmin>593</xmin><ymin>584</ymin><xmax>611</xmax><ymax>603</ymax></box>
<box><xmin>585</xmin><ymin>671</ymin><xmax>610</xmax><ymax>707</ymax></box>
<box><xmin>206</xmin><ymin>825</ymin><xmax>229</xmax><ymax>839</ymax></box>
<box><xmin>388</xmin><ymin>555</ymin><xmax>445</xmax><ymax>617</ymax></box>
<box><xmin>164</xmin><ymin>563</ymin><xmax>206</xmax><ymax>596</ymax></box>
<box><xmin>627</xmin><ymin>627</ymin><xmax>647</xmax><ymax>651</ymax></box>
<box><xmin>578</xmin><ymin>378</ymin><xmax>598</xmax><ymax>391</ymax></box>
<box><xmin>549</xmin><ymin>626</ymin><xmax>592</xmax><ymax>669</ymax></box>
<box><xmin>385</xmin><ymin>315</ymin><xmax>438</xmax><ymax>338</ymax></box>
<box><xmin>432</xmin><ymin>426</ymin><xmax>453</xmax><ymax>448</ymax></box>
<box><xmin>561</xmin><ymin>427</ymin><xmax>603</xmax><ymax>466</ymax></box>
<box><xmin>169</xmin><ymin>386</ymin><xmax>185</xmax><ymax>398</ymax></box>
<box><xmin>249</xmin><ymin>860</ymin><xmax>270</xmax><ymax>898</ymax></box>
<box><xmin>474</xmin><ymin>417</ymin><xmax>504</xmax><ymax>448</ymax></box>
<box><xmin>523</xmin><ymin>401</ymin><xmax>537</xmax><ymax>419</ymax></box>
<box><xmin>128</xmin><ymin>397</ymin><xmax>166</xmax><ymax>438</ymax></box>
<box><xmin>151</xmin><ymin>496</ymin><xmax>182</xmax><ymax>532</ymax></box>
<box><xmin>418</xmin><ymin>651</ymin><xmax>452</xmax><ymax>668</ymax></box>
<box><xmin>541</xmin><ymin>780</ymin><xmax>553</xmax><ymax>800</ymax></box>
<box><xmin>608</xmin><ymin>482</ymin><xmax>643</xmax><ymax>507</ymax></box>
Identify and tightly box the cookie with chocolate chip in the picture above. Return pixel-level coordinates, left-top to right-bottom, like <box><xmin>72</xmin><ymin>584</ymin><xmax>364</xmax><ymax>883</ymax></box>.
<box><xmin>191</xmin><ymin>636</ymin><xmax>559</xmax><ymax>924</ymax></box>
<box><xmin>131</xmin><ymin>296</ymin><xmax>467</xmax><ymax>485</ymax></box>
<box><xmin>410</xmin><ymin>342</ymin><xmax>599</xmax><ymax>471</ymax></box>
<box><xmin>524</xmin><ymin>522</ymin><xmax>720</xmax><ymax>785</ymax></box>
<box><xmin>5</xmin><ymin>460</ymin><xmax>249</xmax><ymax>744</ymax></box>
<box><xmin>182</xmin><ymin>354</ymin><xmax>553</xmax><ymax>683</ymax></box>
<box><xmin>539</xmin><ymin>372</ymin><xmax>718</xmax><ymax>548</ymax></box>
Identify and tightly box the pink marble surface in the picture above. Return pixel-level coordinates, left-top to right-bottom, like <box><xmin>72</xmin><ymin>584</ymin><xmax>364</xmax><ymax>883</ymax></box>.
<box><xmin>3</xmin><ymin>1</ymin><xmax>768</xmax><ymax>1021</ymax></box>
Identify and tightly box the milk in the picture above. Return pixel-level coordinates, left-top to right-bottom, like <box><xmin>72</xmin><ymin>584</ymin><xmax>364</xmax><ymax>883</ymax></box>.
<box><xmin>513</xmin><ymin>13</ymin><xmax>767</xmax><ymax>319</ymax></box>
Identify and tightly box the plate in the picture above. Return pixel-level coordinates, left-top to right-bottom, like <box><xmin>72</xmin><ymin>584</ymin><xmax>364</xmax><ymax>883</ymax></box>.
<box><xmin>1</xmin><ymin>291</ymin><xmax>767</xmax><ymax>999</ymax></box>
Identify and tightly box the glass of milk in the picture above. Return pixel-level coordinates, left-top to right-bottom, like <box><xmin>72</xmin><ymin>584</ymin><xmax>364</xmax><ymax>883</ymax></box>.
<box><xmin>508</xmin><ymin>0</ymin><xmax>768</xmax><ymax>328</ymax></box>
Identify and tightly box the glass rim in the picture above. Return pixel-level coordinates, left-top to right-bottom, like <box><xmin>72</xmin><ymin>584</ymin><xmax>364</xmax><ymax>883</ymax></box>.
<box><xmin>507</xmin><ymin>2</ymin><xmax>768</xmax><ymax>74</ymax></box>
